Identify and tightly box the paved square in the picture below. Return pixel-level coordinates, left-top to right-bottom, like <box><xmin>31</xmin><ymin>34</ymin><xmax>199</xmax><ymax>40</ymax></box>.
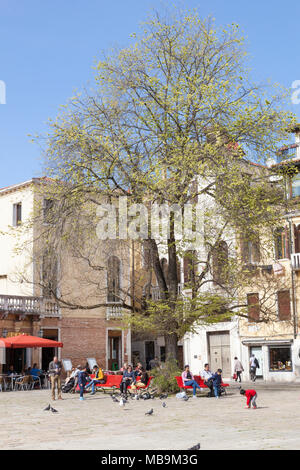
<box><xmin>1</xmin><ymin>384</ymin><xmax>300</xmax><ymax>450</ymax></box>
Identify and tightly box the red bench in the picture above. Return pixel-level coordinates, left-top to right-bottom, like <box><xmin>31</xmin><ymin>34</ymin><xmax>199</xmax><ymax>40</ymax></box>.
<box><xmin>77</xmin><ymin>374</ymin><xmax>153</xmax><ymax>393</ymax></box>
<box><xmin>127</xmin><ymin>376</ymin><xmax>153</xmax><ymax>391</ymax></box>
<box><xmin>175</xmin><ymin>375</ymin><xmax>229</xmax><ymax>394</ymax></box>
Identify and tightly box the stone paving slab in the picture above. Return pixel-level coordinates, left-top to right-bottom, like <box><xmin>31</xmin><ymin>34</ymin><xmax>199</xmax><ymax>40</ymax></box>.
<box><xmin>0</xmin><ymin>387</ymin><xmax>300</xmax><ymax>450</ymax></box>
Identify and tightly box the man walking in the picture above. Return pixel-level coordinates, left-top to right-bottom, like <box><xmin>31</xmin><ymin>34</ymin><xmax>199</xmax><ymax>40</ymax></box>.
<box><xmin>249</xmin><ymin>354</ymin><xmax>259</xmax><ymax>382</ymax></box>
<box><xmin>233</xmin><ymin>357</ymin><xmax>244</xmax><ymax>383</ymax></box>
<box><xmin>49</xmin><ymin>356</ymin><xmax>63</xmax><ymax>400</ymax></box>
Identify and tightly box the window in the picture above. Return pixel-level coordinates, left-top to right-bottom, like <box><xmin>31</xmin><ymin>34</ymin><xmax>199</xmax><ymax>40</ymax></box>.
<box><xmin>247</xmin><ymin>293</ymin><xmax>260</xmax><ymax>322</ymax></box>
<box><xmin>42</xmin><ymin>252</ymin><xmax>58</xmax><ymax>298</ymax></box>
<box><xmin>13</xmin><ymin>203</ymin><xmax>22</xmax><ymax>226</ymax></box>
<box><xmin>269</xmin><ymin>346</ymin><xmax>292</xmax><ymax>371</ymax></box>
<box><xmin>292</xmin><ymin>172</ymin><xmax>300</xmax><ymax>198</ymax></box>
<box><xmin>212</xmin><ymin>240</ymin><xmax>229</xmax><ymax>285</ymax></box>
<box><xmin>274</xmin><ymin>227</ymin><xmax>290</xmax><ymax>259</ymax></box>
<box><xmin>240</xmin><ymin>233</ymin><xmax>260</xmax><ymax>264</ymax></box>
<box><xmin>294</xmin><ymin>224</ymin><xmax>300</xmax><ymax>254</ymax></box>
<box><xmin>107</xmin><ymin>256</ymin><xmax>121</xmax><ymax>303</ymax></box>
<box><xmin>43</xmin><ymin>198</ymin><xmax>54</xmax><ymax>224</ymax></box>
<box><xmin>277</xmin><ymin>290</ymin><xmax>291</xmax><ymax>321</ymax></box>
<box><xmin>183</xmin><ymin>250</ymin><xmax>196</xmax><ymax>285</ymax></box>
<box><xmin>142</xmin><ymin>242</ymin><xmax>151</xmax><ymax>269</ymax></box>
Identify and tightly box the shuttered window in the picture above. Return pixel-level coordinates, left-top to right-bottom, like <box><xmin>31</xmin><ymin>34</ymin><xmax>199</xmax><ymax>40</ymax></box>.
<box><xmin>213</xmin><ymin>240</ymin><xmax>229</xmax><ymax>284</ymax></box>
<box><xmin>278</xmin><ymin>290</ymin><xmax>291</xmax><ymax>321</ymax></box>
<box><xmin>183</xmin><ymin>250</ymin><xmax>196</xmax><ymax>285</ymax></box>
<box><xmin>247</xmin><ymin>293</ymin><xmax>260</xmax><ymax>322</ymax></box>
<box><xmin>13</xmin><ymin>203</ymin><xmax>22</xmax><ymax>226</ymax></box>
<box><xmin>107</xmin><ymin>256</ymin><xmax>121</xmax><ymax>303</ymax></box>
<box><xmin>274</xmin><ymin>227</ymin><xmax>290</xmax><ymax>259</ymax></box>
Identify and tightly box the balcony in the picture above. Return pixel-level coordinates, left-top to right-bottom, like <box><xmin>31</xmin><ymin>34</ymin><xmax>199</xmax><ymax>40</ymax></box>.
<box><xmin>106</xmin><ymin>305</ymin><xmax>124</xmax><ymax>320</ymax></box>
<box><xmin>151</xmin><ymin>284</ymin><xmax>183</xmax><ymax>300</ymax></box>
<box><xmin>291</xmin><ymin>253</ymin><xmax>300</xmax><ymax>270</ymax></box>
<box><xmin>0</xmin><ymin>295</ymin><xmax>60</xmax><ymax>320</ymax></box>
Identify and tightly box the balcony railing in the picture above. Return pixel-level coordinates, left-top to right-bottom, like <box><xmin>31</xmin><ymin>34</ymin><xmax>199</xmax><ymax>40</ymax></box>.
<box><xmin>0</xmin><ymin>295</ymin><xmax>60</xmax><ymax>319</ymax></box>
<box><xmin>291</xmin><ymin>253</ymin><xmax>300</xmax><ymax>270</ymax></box>
<box><xmin>106</xmin><ymin>305</ymin><xmax>124</xmax><ymax>320</ymax></box>
<box><xmin>151</xmin><ymin>284</ymin><xmax>183</xmax><ymax>300</ymax></box>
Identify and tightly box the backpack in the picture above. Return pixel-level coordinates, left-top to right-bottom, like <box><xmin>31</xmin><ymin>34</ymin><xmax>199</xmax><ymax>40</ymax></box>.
<box><xmin>254</xmin><ymin>358</ymin><xmax>260</xmax><ymax>369</ymax></box>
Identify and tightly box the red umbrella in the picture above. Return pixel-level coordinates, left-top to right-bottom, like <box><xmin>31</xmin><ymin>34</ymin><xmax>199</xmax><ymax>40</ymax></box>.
<box><xmin>0</xmin><ymin>333</ymin><xmax>63</xmax><ymax>348</ymax></box>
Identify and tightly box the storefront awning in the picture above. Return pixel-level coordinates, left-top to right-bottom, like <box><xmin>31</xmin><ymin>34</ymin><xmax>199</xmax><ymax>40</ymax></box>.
<box><xmin>242</xmin><ymin>339</ymin><xmax>293</xmax><ymax>346</ymax></box>
<box><xmin>0</xmin><ymin>333</ymin><xmax>63</xmax><ymax>349</ymax></box>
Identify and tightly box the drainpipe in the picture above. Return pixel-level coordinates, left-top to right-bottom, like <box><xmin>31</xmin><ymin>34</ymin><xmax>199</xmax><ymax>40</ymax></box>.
<box><xmin>288</xmin><ymin>218</ymin><xmax>298</xmax><ymax>339</ymax></box>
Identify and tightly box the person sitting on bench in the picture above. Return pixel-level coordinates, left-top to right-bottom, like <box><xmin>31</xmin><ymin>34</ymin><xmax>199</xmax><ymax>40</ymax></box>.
<box><xmin>131</xmin><ymin>364</ymin><xmax>149</xmax><ymax>397</ymax></box>
<box><xmin>120</xmin><ymin>364</ymin><xmax>136</xmax><ymax>397</ymax></box>
<box><xmin>85</xmin><ymin>365</ymin><xmax>106</xmax><ymax>395</ymax></box>
<box><xmin>202</xmin><ymin>363</ymin><xmax>214</xmax><ymax>397</ymax></box>
<box><xmin>182</xmin><ymin>365</ymin><xmax>201</xmax><ymax>399</ymax></box>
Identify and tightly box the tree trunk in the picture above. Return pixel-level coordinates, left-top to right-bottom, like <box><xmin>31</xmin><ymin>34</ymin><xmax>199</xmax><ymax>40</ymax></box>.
<box><xmin>165</xmin><ymin>332</ymin><xmax>179</xmax><ymax>363</ymax></box>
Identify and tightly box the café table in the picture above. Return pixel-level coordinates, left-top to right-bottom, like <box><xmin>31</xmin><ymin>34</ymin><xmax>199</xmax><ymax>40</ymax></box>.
<box><xmin>5</xmin><ymin>374</ymin><xmax>22</xmax><ymax>391</ymax></box>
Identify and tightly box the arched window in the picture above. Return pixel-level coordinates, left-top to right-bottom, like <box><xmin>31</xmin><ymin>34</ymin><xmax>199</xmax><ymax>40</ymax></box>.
<box><xmin>212</xmin><ymin>240</ymin><xmax>229</xmax><ymax>285</ymax></box>
<box><xmin>107</xmin><ymin>256</ymin><xmax>121</xmax><ymax>303</ymax></box>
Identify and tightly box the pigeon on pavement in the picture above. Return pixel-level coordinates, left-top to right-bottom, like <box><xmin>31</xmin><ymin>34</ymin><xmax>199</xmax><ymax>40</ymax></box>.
<box><xmin>159</xmin><ymin>393</ymin><xmax>168</xmax><ymax>399</ymax></box>
<box><xmin>188</xmin><ymin>443</ymin><xmax>200</xmax><ymax>450</ymax></box>
<box><xmin>162</xmin><ymin>402</ymin><xmax>167</xmax><ymax>408</ymax></box>
<box><xmin>145</xmin><ymin>408</ymin><xmax>154</xmax><ymax>415</ymax></box>
<box><xmin>119</xmin><ymin>397</ymin><xmax>126</xmax><ymax>407</ymax></box>
<box><xmin>43</xmin><ymin>404</ymin><xmax>51</xmax><ymax>411</ymax></box>
<box><xmin>50</xmin><ymin>406</ymin><xmax>58</xmax><ymax>413</ymax></box>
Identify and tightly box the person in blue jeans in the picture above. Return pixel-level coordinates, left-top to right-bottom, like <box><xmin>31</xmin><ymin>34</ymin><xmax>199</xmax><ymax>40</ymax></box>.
<box><xmin>78</xmin><ymin>367</ymin><xmax>88</xmax><ymax>401</ymax></box>
<box><xmin>181</xmin><ymin>365</ymin><xmax>201</xmax><ymax>399</ymax></box>
<box><xmin>210</xmin><ymin>369</ymin><xmax>222</xmax><ymax>399</ymax></box>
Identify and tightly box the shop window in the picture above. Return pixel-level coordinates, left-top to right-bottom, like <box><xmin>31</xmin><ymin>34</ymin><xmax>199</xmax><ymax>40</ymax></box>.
<box><xmin>247</xmin><ymin>293</ymin><xmax>260</xmax><ymax>322</ymax></box>
<box><xmin>277</xmin><ymin>290</ymin><xmax>291</xmax><ymax>321</ymax></box>
<box><xmin>269</xmin><ymin>346</ymin><xmax>292</xmax><ymax>371</ymax></box>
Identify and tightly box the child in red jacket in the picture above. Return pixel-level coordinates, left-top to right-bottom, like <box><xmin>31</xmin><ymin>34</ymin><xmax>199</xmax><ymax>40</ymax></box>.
<box><xmin>240</xmin><ymin>388</ymin><xmax>257</xmax><ymax>409</ymax></box>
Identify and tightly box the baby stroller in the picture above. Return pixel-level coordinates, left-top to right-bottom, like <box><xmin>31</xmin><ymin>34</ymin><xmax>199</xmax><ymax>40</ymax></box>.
<box><xmin>62</xmin><ymin>376</ymin><xmax>75</xmax><ymax>393</ymax></box>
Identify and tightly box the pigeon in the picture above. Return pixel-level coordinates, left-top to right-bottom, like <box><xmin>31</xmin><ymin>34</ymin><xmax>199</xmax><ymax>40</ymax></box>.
<box><xmin>119</xmin><ymin>397</ymin><xmax>126</xmax><ymax>407</ymax></box>
<box><xmin>159</xmin><ymin>393</ymin><xmax>168</xmax><ymax>400</ymax></box>
<box><xmin>50</xmin><ymin>406</ymin><xmax>58</xmax><ymax>413</ymax></box>
<box><xmin>183</xmin><ymin>396</ymin><xmax>189</xmax><ymax>401</ymax></box>
<box><xmin>162</xmin><ymin>402</ymin><xmax>167</xmax><ymax>408</ymax></box>
<box><xmin>188</xmin><ymin>443</ymin><xmax>200</xmax><ymax>450</ymax></box>
<box><xmin>112</xmin><ymin>397</ymin><xmax>119</xmax><ymax>403</ymax></box>
<box><xmin>43</xmin><ymin>404</ymin><xmax>51</xmax><ymax>411</ymax></box>
<box><xmin>145</xmin><ymin>408</ymin><xmax>154</xmax><ymax>416</ymax></box>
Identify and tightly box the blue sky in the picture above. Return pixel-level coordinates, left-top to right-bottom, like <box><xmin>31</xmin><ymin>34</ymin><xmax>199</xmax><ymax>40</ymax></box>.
<box><xmin>0</xmin><ymin>0</ymin><xmax>299</xmax><ymax>188</ymax></box>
